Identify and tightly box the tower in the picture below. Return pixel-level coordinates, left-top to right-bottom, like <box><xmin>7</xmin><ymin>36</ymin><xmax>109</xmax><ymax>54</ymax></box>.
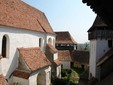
<box><xmin>88</xmin><ymin>15</ymin><xmax>113</xmax><ymax>79</ymax></box>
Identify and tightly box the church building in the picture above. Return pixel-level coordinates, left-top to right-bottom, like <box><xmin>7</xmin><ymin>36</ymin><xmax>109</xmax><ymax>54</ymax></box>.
<box><xmin>0</xmin><ymin>0</ymin><xmax>61</xmax><ymax>85</ymax></box>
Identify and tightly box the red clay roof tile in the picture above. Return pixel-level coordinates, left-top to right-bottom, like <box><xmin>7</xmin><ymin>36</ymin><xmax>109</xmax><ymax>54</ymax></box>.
<box><xmin>13</xmin><ymin>70</ymin><xmax>30</xmax><ymax>79</ymax></box>
<box><xmin>58</xmin><ymin>50</ymin><xmax>72</xmax><ymax>61</ymax></box>
<box><xmin>55</xmin><ymin>31</ymin><xmax>77</xmax><ymax>44</ymax></box>
<box><xmin>71</xmin><ymin>50</ymin><xmax>89</xmax><ymax>64</ymax></box>
<box><xmin>0</xmin><ymin>74</ymin><xmax>7</xmax><ymax>85</ymax></box>
<box><xmin>58</xmin><ymin>50</ymin><xmax>89</xmax><ymax>64</ymax></box>
<box><xmin>18</xmin><ymin>47</ymin><xmax>51</xmax><ymax>72</ymax></box>
<box><xmin>0</xmin><ymin>0</ymin><xmax>55</xmax><ymax>34</ymax></box>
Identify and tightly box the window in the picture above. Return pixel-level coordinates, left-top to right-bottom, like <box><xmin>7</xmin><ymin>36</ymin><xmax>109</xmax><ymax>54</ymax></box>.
<box><xmin>108</xmin><ymin>40</ymin><xmax>112</xmax><ymax>48</ymax></box>
<box><xmin>2</xmin><ymin>35</ymin><xmax>9</xmax><ymax>58</ymax></box>
<box><xmin>39</xmin><ymin>38</ymin><xmax>43</xmax><ymax>50</ymax></box>
<box><xmin>48</xmin><ymin>38</ymin><xmax>52</xmax><ymax>44</ymax></box>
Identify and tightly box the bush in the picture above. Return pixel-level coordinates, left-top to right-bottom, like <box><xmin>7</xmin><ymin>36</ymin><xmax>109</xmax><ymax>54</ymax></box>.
<box><xmin>61</xmin><ymin>69</ymin><xmax>67</xmax><ymax>77</ymax></box>
<box><xmin>52</xmin><ymin>78</ymin><xmax>69</xmax><ymax>85</ymax></box>
<box><xmin>70</xmin><ymin>69</ymin><xmax>79</xmax><ymax>84</ymax></box>
<box><xmin>61</xmin><ymin>69</ymin><xmax>71</xmax><ymax>77</ymax></box>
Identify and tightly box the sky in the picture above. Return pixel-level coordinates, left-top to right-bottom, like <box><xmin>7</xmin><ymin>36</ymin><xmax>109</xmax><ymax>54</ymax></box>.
<box><xmin>23</xmin><ymin>0</ymin><xmax>96</xmax><ymax>43</ymax></box>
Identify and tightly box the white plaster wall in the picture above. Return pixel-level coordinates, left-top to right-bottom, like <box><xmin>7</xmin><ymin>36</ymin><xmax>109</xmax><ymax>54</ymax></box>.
<box><xmin>29</xmin><ymin>66</ymin><xmax>51</xmax><ymax>85</ymax></box>
<box><xmin>18</xmin><ymin>56</ymin><xmax>31</xmax><ymax>72</ymax></box>
<box><xmin>0</xmin><ymin>26</ymin><xmax>47</xmax><ymax>78</ymax></box>
<box><xmin>56</xmin><ymin>65</ymin><xmax>61</xmax><ymax>78</ymax></box>
<box><xmin>96</xmin><ymin>39</ymin><xmax>109</xmax><ymax>61</ymax></box>
<box><xmin>89</xmin><ymin>40</ymin><xmax>97</xmax><ymax>78</ymax></box>
<box><xmin>89</xmin><ymin>39</ymin><xmax>109</xmax><ymax>78</ymax></box>
<box><xmin>12</xmin><ymin>77</ymin><xmax>29</xmax><ymax>85</ymax></box>
<box><xmin>62</xmin><ymin>61</ymin><xmax>71</xmax><ymax>69</ymax></box>
<box><xmin>46</xmin><ymin>34</ymin><xmax>56</xmax><ymax>46</ymax></box>
<box><xmin>53</xmin><ymin>53</ymin><xmax>58</xmax><ymax>60</ymax></box>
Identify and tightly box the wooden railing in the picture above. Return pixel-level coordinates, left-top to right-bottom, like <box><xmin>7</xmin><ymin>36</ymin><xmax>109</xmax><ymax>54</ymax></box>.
<box><xmin>88</xmin><ymin>30</ymin><xmax>113</xmax><ymax>40</ymax></box>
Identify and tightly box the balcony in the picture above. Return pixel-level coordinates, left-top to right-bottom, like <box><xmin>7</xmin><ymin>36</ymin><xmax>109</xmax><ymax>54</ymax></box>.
<box><xmin>88</xmin><ymin>30</ymin><xmax>113</xmax><ymax>40</ymax></box>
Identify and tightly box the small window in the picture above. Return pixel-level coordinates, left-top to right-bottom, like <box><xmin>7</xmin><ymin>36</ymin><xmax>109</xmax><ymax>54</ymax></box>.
<box><xmin>108</xmin><ymin>40</ymin><xmax>112</xmax><ymax>48</ymax></box>
<box><xmin>67</xmin><ymin>44</ymin><xmax>70</xmax><ymax>46</ymax></box>
<box><xmin>2</xmin><ymin>35</ymin><xmax>9</xmax><ymax>58</ymax></box>
<box><xmin>39</xmin><ymin>38</ymin><xmax>43</xmax><ymax>49</ymax></box>
<box><xmin>61</xmin><ymin>44</ymin><xmax>64</xmax><ymax>46</ymax></box>
<box><xmin>2</xmin><ymin>35</ymin><xmax>7</xmax><ymax>57</ymax></box>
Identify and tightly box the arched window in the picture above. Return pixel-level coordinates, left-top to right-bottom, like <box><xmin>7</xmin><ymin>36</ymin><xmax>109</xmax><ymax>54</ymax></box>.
<box><xmin>39</xmin><ymin>38</ymin><xmax>43</xmax><ymax>49</ymax></box>
<box><xmin>37</xmin><ymin>71</ymin><xmax>46</xmax><ymax>85</ymax></box>
<box><xmin>48</xmin><ymin>38</ymin><xmax>52</xmax><ymax>44</ymax></box>
<box><xmin>2</xmin><ymin>35</ymin><xmax>9</xmax><ymax>58</ymax></box>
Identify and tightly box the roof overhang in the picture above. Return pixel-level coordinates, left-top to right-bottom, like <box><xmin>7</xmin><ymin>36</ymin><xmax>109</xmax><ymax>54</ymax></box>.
<box><xmin>82</xmin><ymin>0</ymin><xmax>113</xmax><ymax>28</ymax></box>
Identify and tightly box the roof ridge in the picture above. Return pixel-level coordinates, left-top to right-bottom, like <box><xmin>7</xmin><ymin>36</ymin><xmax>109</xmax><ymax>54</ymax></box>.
<box><xmin>0</xmin><ymin>0</ymin><xmax>55</xmax><ymax>34</ymax></box>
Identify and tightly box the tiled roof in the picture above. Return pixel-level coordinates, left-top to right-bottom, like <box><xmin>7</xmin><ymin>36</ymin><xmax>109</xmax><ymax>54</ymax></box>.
<box><xmin>58</xmin><ymin>50</ymin><xmax>89</xmax><ymax>64</ymax></box>
<box><xmin>58</xmin><ymin>50</ymin><xmax>72</xmax><ymax>61</ymax></box>
<box><xmin>54</xmin><ymin>59</ymin><xmax>61</xmax><ymax>66</ymax></box>
<box><xmin>0</xmin><ymin>0</ymin><xmax>55</xmax><ymax>34</ymax></box>
<box><xmin>97</xmin><ymin>48</ymin><xmax>113</xmax><ymax>66</ymax></box>
<box><xmin>13</xmin><ymin>69</ymin><xmax>30</xmax><ymax>79</ymax></box>
<box><xmin>88</xmin><ymin>15</ymin><xmax>108</xmax><ymax>32</ymax></box>
<box><xmin>47</xmin><ymin>44</ymin><xmax>58</xmax><ymax>53</ymax></box>
<box><xmin>55</xmin><ymin>31</ymin><xmax>77</xmax><ymax>44</ymax></box>
<box><xmin>92</xmin><ymin>15</ymin><xmax>107</xmax><ymax>27</ymax></box>
<box><xmin>0</xmin><ymin>74</ymin><xmax>7</xmax><ymax>85</ymax></box>
<box><xmin>18</xmin><ymin>47</ymin><xmax>51</xmax><ymax>72</ymax></box>
<box><xmin>71</xmin><ymin>50</ymin><xmax>89</xmax><ymax>64</ymax></box>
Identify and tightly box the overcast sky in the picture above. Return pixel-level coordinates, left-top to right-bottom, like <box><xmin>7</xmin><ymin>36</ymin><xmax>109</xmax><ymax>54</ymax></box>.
<box><xmin>23</xmin><ymin>0</ymin><xmax>96</xmax><ymax>43</ymax></box>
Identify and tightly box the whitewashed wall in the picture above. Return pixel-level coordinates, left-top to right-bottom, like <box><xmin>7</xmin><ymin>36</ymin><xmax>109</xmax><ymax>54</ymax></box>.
<box><xmin>53</xmin><ymin>53</ymin><xmax>58</xmax><ymax>60</ymax></box>
<box><xmin>56</xmin><ymin>65</ymin><xmax>61</xmax><ymax>78</ymax></box>
<box><xmin>96</xmin><ymin>39</ymin><xmax>109</xmax><ymax>61</ymax></box>
<box><xmin>0</xmin><ymin>26</ymin><xmax>50</xmax><ymax>79</ymax></box>
<box><xmin>89</xmin><ymin>39</ymin><xmax>110</xmax><ymax>78</ymax></box>
<box><xmin>62</xmin><ymin>61</ymin><xmax>71</xmax><ymax>69</ymax></box>
<box><xmin>89</xmin><ymin>40</ymin><xmax>97</xmax><ymax>78</ymax></box>
<box><xmin>29</xmin><ymin>66</ymin><xmax>51</xmax><ymax>85</ymax></box>
<box><xmin>12</xmin><ymin>77</ymin><xmax>29</xmax><ymax>85</ymax></box>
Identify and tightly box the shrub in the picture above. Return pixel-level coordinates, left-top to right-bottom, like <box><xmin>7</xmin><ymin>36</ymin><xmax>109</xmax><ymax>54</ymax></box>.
<box><xmin>70</xmin><ymin>69</ymin><xmax>79</xmax><ymax>84</ymax></box>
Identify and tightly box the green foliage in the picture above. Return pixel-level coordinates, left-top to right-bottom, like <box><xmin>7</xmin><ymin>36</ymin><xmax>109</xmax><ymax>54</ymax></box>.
<box><xmin>61</xmin><ymin>69</ymin><xmax>71</xmax><ymax>77</ymax></box>
<box><xmin>53</xmin><ymin>69</ymin><xmax>80</xmax><ymax>85</ymax></box>
<box><xmin>72</xmin><ymin>67</ymin><xmax>84</xmax><ymax>75</ymax></box>
<box><xmin>61</xmin><ymin>69</ymin><xmax>67</xmax><ymax>77</ymax></box>
<box><xmin>61</xmin><ymin>69</ymin><xmax>80</xmax><ymax>84</ymax></box>
<box><xmin>70</xmin><ymin>69</ymin><xmax>79</xmax><ymax>84</ymax></box>
<box><xmin>52</xmin><ymin>78</ymin><xmax>69</xmax><ymax>85</ymax></box>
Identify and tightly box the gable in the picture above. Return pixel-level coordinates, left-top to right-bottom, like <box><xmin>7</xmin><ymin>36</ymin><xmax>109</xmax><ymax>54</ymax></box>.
<box><xmin>18</xmin><ymin>47</ymin><xmax>51</xmax><ymax>72</ymax></box>
<box><xmin>18</xmin><ymin>56</ymin><xmax>31</xmax><ymax>72</ymax></box>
